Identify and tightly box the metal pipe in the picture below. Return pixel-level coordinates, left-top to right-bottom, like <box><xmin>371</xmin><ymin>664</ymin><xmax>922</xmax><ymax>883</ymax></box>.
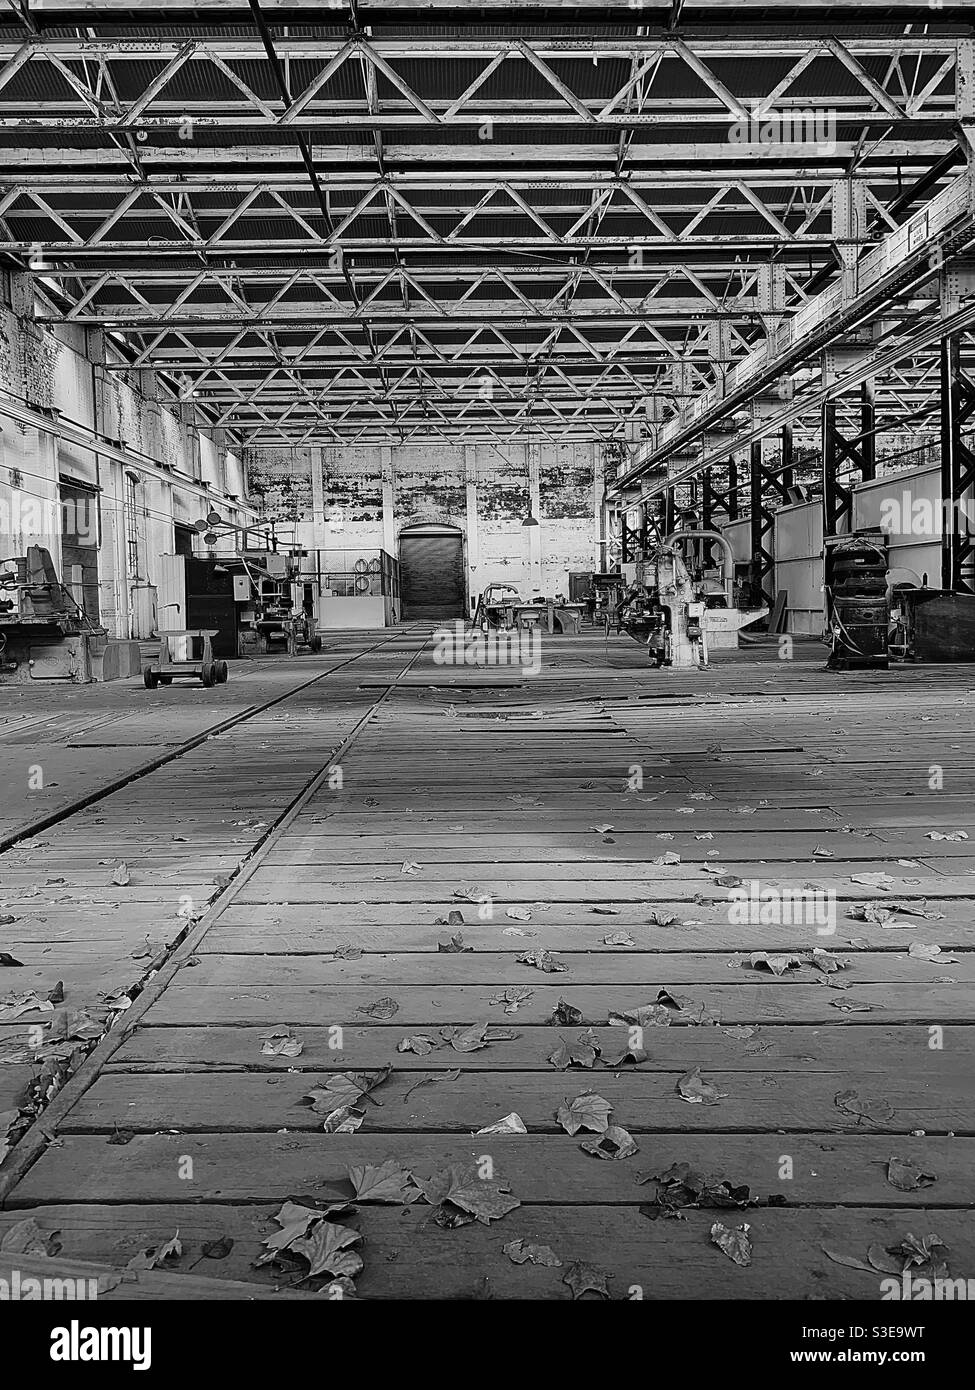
<box><xmin>664</xmin><ymin>528</ymin><xmax>734</xmax><ymax>604</ymax></box>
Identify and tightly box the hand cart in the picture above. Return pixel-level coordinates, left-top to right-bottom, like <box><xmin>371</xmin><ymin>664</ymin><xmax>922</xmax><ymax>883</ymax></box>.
<box><xmin>144</xmin><ymin>629</ymin><xmax>229</xmax><ymax>689</ymax></box>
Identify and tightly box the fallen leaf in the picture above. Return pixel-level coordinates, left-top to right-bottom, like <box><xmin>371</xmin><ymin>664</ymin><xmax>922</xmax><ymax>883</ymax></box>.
<box><xmin>347</xmin><ymin>1159</ymin><xmax>421</xmax><ymax>1203</ymax></box>
<box><xmin>549</xmin><ymin>998</ymin><xmax>583</xmax><ymax>1026</ymax></box>
<box><xmin>476</xmin><ymin>1112</ymin><xmax>527</xmax><ymax>1135</ymax></box>
<box><xmin>438</xmin><ymin>932</ymin><xmax>472</xmax><ymax>954</ymax></box>
<box><xmin>647</xmin><ymin>910</ymin><xmax>678</xmax><ymax>927</ymax></box>
<box><xmin>505</xmin><ymin>906</ymin><xmax>533</xmax><ymax>923</ymax></box>
<box><xmin>355</xmin><ymin>997</ymin><xmax>399</xmax><ymax>1020</ymax></box>
<box><xmin>602</xmin><ymin>931</ymin><xmax>635</xmax><ymax>947</ymax></box>
<box><xmin>490</xmin><ymin>987</ymin><xmax>534</xmax><ymax>1015</ymax></box>
<box><xmin>111</xmin><ymin>861</ymin><xmax>130</xmax><ymax>887</ymax></box>
<box><xmin>850</xmin><ymin>872</ymin><xmax>897</xmax><ymax>891</ymax></box>
<box><xmin>260</xmin><ymin>1028</ymin><xmax>303</xmax><ymax>1058</ymax></box>
<box><xmin>580</xmin><ymin>1124</ymin><xmax>638</xmax><ymax>1160</ymax></box>
<box><xmin>548</xmin><ymin>1030</ymin><xmax>599</xmax><ymax>1070</ymax></box>
<box><xmin>834</xmin><ymin>1088</ymin><xmax>895</xmax><ymax>1124</ymax></box>
<box><xmin>404</xmin><ymin>1069</ymin><xmax>461</xmax><ymax>1103</ymax></box>
<box><xmin>503</xmin><ymin>1239</ymin><xmax>561</xmax><ymax>1267</ymax></box>
<box><xmin>886</xmin><ymin>1157</ymin><xmax>937</xmax><ymax>1193</ymax></box>
<box><xmin>562</xmin><ymin>1261</ymin><xmax>611</xmax><ymax>1299</ymax></box>
<box><xmin>401</xmin><ymin>861</ymin><xmax>421</xmax><ymax>875</ymax></box>
<box><xmin>711</xmin><ymin>1221</ymin><xmax>752</xmax><ymax>1266</ymax></box>
<box><xmin>747</xmin><ymin>951</ymin><xmax>803</xmax><ymax>976</ymax></box>
<box><xmin>908</xmin><ymin>942</ymin><xmax>958</xmax><ymax>963</ymax></box>
<box><xmin>419</xmin><ymin>1163</ymin><xmax>520</xmax><ymax>1224</ymax></box>
<box><xmin>556</xmin><ymin>1092</ymin><xmax>611</xmax><ymax>1135</ymax></box>
<box><xmin>440</xmin><ymin>1022</ymin><xmax>516</xmax><ymax>1053</ymax></box>
<box><xmin>397</xmin><ymin>1033</ymin><xmax>439</xmax><ymax>1055</ymax></box>
<box><xmin>0</xmin><ymin>1218</ymin><xmax>61</xmax><ymax>1256</ymax></box>
<box><xmin>127</xmin><ymin>1232</ymin><xmax>182</xmax><ymax>1270</ymax></box>
<box><xmin>516</xmin><ymin>949</ymin><xmax>566</xmax><ymax>974</ymax></box>
<box><xmin>292</xmin><ymin>1223</ymin><xmax>363</xmax><ymax>1280</ymax></box>
<box><xmin>677</xmin><ymin>1068</ymin><xmax>725</xmax><ymax>1105</ymax></box>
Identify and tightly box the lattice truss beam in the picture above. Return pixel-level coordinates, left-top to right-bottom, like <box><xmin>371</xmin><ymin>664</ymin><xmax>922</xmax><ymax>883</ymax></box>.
<box><xmin>1</xmin><ymin>26</ymin><xmax>972</xmax><ymax>443</ymax></box>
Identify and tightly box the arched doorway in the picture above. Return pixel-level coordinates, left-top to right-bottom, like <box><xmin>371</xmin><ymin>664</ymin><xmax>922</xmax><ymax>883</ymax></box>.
<box><xmin>398</xmin><ymin>523</ymin><xmax>465</xmax><ymax>620</ymax></box>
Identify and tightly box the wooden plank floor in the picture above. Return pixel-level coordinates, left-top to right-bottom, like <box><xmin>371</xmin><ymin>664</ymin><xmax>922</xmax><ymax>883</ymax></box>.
<box><xmin>2</xmin><ymin>626</ymin><xmax>974</xmax><ymax>1299</ymax></box>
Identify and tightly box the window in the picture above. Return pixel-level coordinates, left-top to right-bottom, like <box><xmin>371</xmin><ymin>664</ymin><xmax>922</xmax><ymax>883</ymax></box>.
<box><xmin>124</xmin><ymin>472</ymin><xmax>142</xmax><ymax>578</ymax></box>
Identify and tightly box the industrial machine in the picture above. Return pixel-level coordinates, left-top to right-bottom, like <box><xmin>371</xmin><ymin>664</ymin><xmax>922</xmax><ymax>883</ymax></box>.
<box><xmin>0</xmin><ymin>545</ymin><xmax>139</xmax><ymax>684</ymax></box>
<box><xmin>889</xmin><ymin>585</ymin><xmax>975</xmax><ymax>661</ymax></box>
<box><xmin>472</xmin><ymin>583</ymin><xmax>584</xmax><ymax>635</ymax></box>
<box><xmin>824</xmin><ymin>533</ymin><xmax>890</xmax><ymax>670</ymax></box>
<box><xmin>615</xmin><ymin>531</ymin><xmax>767</xmax><ymax>668</ymax></box>
<box><xmin>232</xmin><ymin>550</ymin><xmax>322</xmax><ymax>656</ymax></box>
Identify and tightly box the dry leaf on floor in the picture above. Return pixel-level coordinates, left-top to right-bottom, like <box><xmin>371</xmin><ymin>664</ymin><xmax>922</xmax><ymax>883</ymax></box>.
<box><xmin>304</xmin><ymin>1067</ymin><xmax>390</xmax><ymax>1120</ymax></box>
<box><xmin>476</xmin><ymin>1112</ymin><xmax>527</xmax><ymax>1135</ymax></box>
<box><xmin>549</xmin><ymin>998</ymin><xmax>584</xmax><ymax>1026</ymax></box>
<box><xmin>397</xmin><ymin>1033</ymin><xmax>439</xmax><ymax>1055</ymax></box>
<box><xmin>926</xmin><ymin>830</ymin><xmax>967</xmax><ymax>841</ymax></box>
<box><xmin>580</xmin><ymin>1124</ymin><xmax>638</xmax><ymax>1160</ymax></box>
<box><xmin>834</xmin><ymin>1088</ymin><xmax>895</xmax><ymax>1124</ymax></box>
<box><xmin>908</xmin><ymin>942</ymin><xmax>958</xmax><ymax>963</ymax></box>
<box><xmin>886</xmin><ymin>1157</ymin><xmax>937</xmax><ymax>1192</ymax></box>
<box><xmin>490</xmin><ymin>987</ymin><xmax>534</xmax><ymax>1015</ymax></box>
<box><xmin>401</xmin><ymin>860</ymin><xmax>421</xmax><ymax>875</ymax></box>
<box><xmin>111</xmin><ymin>861</ymin><xmax>130</xmax><ymax>887</ymax></box>
<box><xmin>653</xmin><ymin>852</ymin><xmax>681</xmax><ymax>866</ymax></box>
<box><xmin>677</xmin><ymin>1068</ymin><xmax>725</xmax><ymax>1105</ymax></box>
<box><xmin>127</xmin><ymin>1232</ymin><xmax>182</xmax><ymax>1271</ymax></box>
<box><xmin>548</xmin><ymin>1030</ymin><xmax>599</xmax><ymax>1070</ymax></box>
<box><xmin>0</xmin><ymin>953</ymin><xmax>23</xmax><ymax>967</ymax></box>
<box><xmin>556</xmin><ymin>1092</ymin><xmax>612</xmax><ymax>1135</ymax></box>
<box><xmin>592</xmin><ymin>905</ymin><xmax>621</xmax><ymax>915</ymax></box>
<box><xmin>503</xmin><ymin>1239</ymin><xmax>561</xmax><ymax>1267</ymax></box>
<box><xmin>562</xmin><ymin>1261</ymin><xmax>611</xmax><ymax>1299</ymax></box>
<box><xmin>710</xmin><ymin>1222</ymin><xmax>752</xmax><ymax>1266</ymax></box>
<box><xmin>850</xmin><ymin>872</ymin><xmax>897</xmax><ymax>891</ymax></box>
<box><xmin>746</xmin><ymin>951</ymin><xmax>803</xmax><ymax>976</ymax></box>
<box><xmin>440</xmin><ymin>1022</ymin><xmax>517</xmax><ymax>1053</ymax></box>
<box><xmin>260</xmin><ymin>1028</ymin><xmax>303</xmax><ymax>1058</ymax></box>
<box><xmin>291</xmin><ymin>1223</ymin><xmax>363</xmax><ymax>1281</ymax></box>
<box><xmin>419</xmin><ymin>1163</ymin><xmax>520</xmax><ymax>1224</ymax></box>
<box><xmin>505</xmin><ymin>907</ymin><xmax>533</xmax><ymax>923</ymax></box>
<box><xmin>0</xmin><ymin>1217</ymin><xmax>61</xmax><ymax>1256</ymax></box>
<box><xmin>332</xmin><ymin>943</ymin><xmax>363</xmax><ymax>960</ymax></box>
<box><xmin>347</xmin><ymin>1159</ymin><xmax>421</xmax><ymax>1203</ymax></box>
<box><xmin>516</xmin><ymin>949</ymin><xmax>567</xmax><ymax>974</ymax></box>
<box><xmin>438</xmin><ymin>932</ymin><xmax>472</xmax><ymax>953</ymax></box>
<box><xmin>404</xmin><ymin>1068</ymin><xmax>461</xmax><ymax>1100</ymax></box>
<box><xmin>647</xmin><ymin>910</ymin><xmax>679</xmax><ymax>927</ymax></box>
<box><xmin>355</xmin><ymin>997</ymin><xmax>399</xmax><ymax>1020</ymax></box>
<box><xmin>808</xmin><ymin>948</ymin><xmax>847</xmax><ymax>975</ymax></box>
<box><xmin>602</xmin><ymin>931</ymin><xmax>635</xmax><ymax>947</ymax></box>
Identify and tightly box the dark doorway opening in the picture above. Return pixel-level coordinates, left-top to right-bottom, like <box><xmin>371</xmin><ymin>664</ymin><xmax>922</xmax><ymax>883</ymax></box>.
<box><xmin>399</xmin><ymin>525</ymin><xmax>465</xmax><ymax>620</ymax></box>
<box><xmin>59</xmin><ymin>478</ymin><xmax>100</xmax><ymax>624</ymax></box>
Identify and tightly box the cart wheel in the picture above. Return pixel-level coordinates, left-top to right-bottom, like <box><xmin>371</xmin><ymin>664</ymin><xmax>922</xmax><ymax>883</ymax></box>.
<box><xmin>309</xmin><ymin>636</ymin><xmax>323</xmax><ymax>653</ymax></box>
<box><xmin>144</xmin><ymin>668</ymin><xmax>160</xmax><ymax>689</ymax></box>
<box><xmin>215</xmin><ymin>660</ymin><xmax>229</xmax><ymax>684</ymax></box>
<box><xmin>201</xmin><ymin>660</ymin><xmax>217</xmax><ymax>687</ymax></box>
